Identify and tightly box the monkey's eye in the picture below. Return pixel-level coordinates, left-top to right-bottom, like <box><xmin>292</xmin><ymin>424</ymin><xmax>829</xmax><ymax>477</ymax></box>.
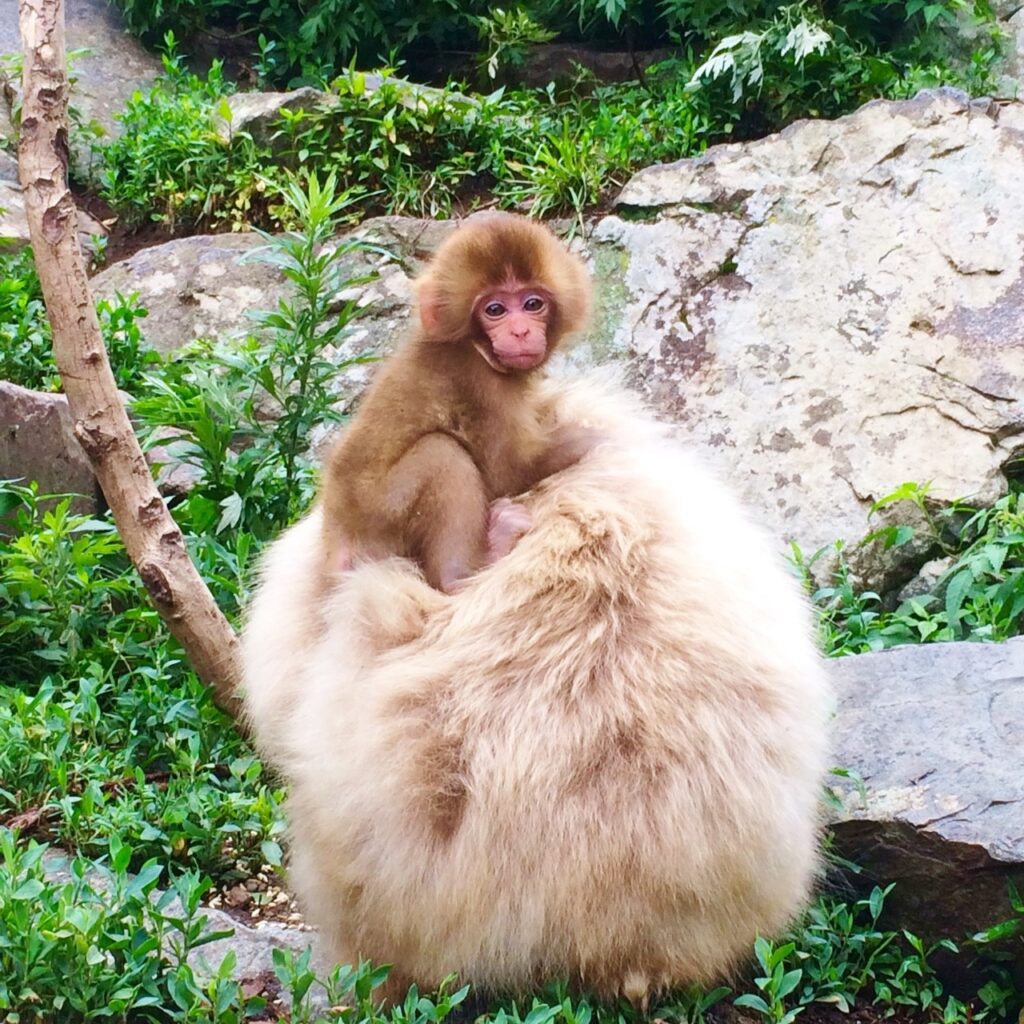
<box><xmin>523</xmin><ymin>295</ymin><xmax>546</xmax><ymax>313</ymax></box>
<box><xmin>483</xmin><ymin>302</ymin><xmax>507</xmax><ymax>318</ymax></box>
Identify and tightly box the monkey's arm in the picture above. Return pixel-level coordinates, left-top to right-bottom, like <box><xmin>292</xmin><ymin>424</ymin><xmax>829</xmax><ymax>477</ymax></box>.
<box><xmin>387</xmin><ymin>433</ymin><xmax>491</xmax><ymax>594</ymax></box>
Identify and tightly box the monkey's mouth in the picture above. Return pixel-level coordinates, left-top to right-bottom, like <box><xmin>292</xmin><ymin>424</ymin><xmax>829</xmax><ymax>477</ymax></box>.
<box><xmin>497</xmin><ymin>351</ymin><xmax>546</xmax><ymax>371</ymax></box>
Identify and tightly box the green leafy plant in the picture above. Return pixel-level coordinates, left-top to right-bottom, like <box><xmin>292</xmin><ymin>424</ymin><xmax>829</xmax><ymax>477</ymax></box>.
<box><xmin>0</xmin><ymin>247</ymin><xmax>158</xmax><ymax>393</ymax></box>
<box><xmin>687</xmin><ymin>5</ymin><xmax>833</xmax><ymax>104</ymax></box>
<box><xmin>475</xmin><ymin>7</ymin><xmax>556</xmax><ymax>81</ymax></box>
<box><xmin>788</xmin><ymin>885</ymin><xmax>899</xmax><ymax>1011</ymax></box>
<box><xmin>676</xmin><ymin>0</ymin><xmax>998</xmax><ymax>131</ymax></box>
<box><xmin>734</xmin><ymin>937</ymin><xmax>804</xmax><ymax>1024</ymax></box>
<box><xmin>241</xmin><ymin>172</ymin><xmax>381</xmax><ymax>510</ymax></box>
<box><xmin>795</xmin><ymin>481</ymin><xmax>1024</xmax><ymax>656</ymax></box>
<box><xmin>98</xmin><ymin>293</ymin><xmax>161</xmax><ymax>391</ymax></box>
<box><xmin>871</xmin><ymin>931</ymin><xmax>958</xmax><ymax>1016</ymax></box>
<box><xmin>0</xmin><ymin>830</ymin><xmax>283</xmax><ymax>1021</ymax></box>
<box><xmin>131</xmin><ymin>171</ymin><xmax>380</xmax><ymax>539</ymax></box>
<box><xmin>502</xmin><ymin>116</ymin><xmax>605</xmax><ymax>223</ymax></box>
<box><xmin>0</xmin><ymin>490</ymin><xmax>138</xmax><ymax>678</ymax></box>
<box><xmin>99</xmin><ymin>33</ymin><xmax>261</xmax><ymax>230</ymax></box>
<box><xmin>0</xmin><ymin>246</ymin><xmax>52</xmax><ymax>389</ymax></box>
<box><xmin>972</xmin><ymin>880</ymin><xmax>1024</xmax><ymax>947</ymax></box>
<box><xmin>107</xmin><ymin>0</ymin><xmax>491</xmax><ymax>84</ymax></box>
<box><xmin>967</xmin><ymin>881</ymin><xmax>1024</xmax><ymax>1022</ymax></box>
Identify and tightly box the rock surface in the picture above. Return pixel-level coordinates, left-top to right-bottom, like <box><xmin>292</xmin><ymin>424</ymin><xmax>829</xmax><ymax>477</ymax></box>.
<box><xmin>1005</xmin><ymin>8</ymin><xmax>1024</xmax><ymax>87</ymax></box>
<box><xmin>604</xmin><ymin>89</ymin><xmax>1024</xmax><ymax>560</ymax></box>
<box><xmin>89</xmin><ymin>217</ymin><xmax>449</xmax><ymax>362</ymax></box>
<box><xmin>0</xmin><ymin>150</ymin><xmax>107</xmax><ymax>252</ymax></box>
<box><xmin>829</xmin><ymin>638</ymin><xmax>1024</xmax><ymax>940</ymax></box>
<box><xmin>92</xmin><ymin>233</ymin><xmax>292</xmax><ymax>354</ymax></box>
<box><xmin>214</xmin><ymin>86</ymin><xmax>327</xmax><ymax>148</ymax></box>
<box><xmin>0</xmin><ymin>381</ymin><xmax>101</xmax><ymax>516</ymax></box>
<box><xmin>0</xmin><ymin>0</ymin><xmax>162</xmax><ymax>155</ymax></box>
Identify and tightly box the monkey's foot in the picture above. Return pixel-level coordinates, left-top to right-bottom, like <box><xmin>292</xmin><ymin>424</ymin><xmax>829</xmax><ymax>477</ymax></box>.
<box><xmin>486</xmin><ymin>498</ymin><xmax>532</xmax><ymax>564</ymax></box>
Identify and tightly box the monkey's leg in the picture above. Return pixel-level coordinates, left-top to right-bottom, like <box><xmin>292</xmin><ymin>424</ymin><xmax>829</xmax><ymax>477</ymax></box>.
<box><xmin>387</xmin><ymin>433</ymin><xmax>490</xmax><ymax>594</ymax></box>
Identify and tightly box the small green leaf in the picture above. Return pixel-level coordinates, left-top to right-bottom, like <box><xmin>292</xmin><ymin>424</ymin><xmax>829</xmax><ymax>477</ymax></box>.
<box><xmin>12</xmin><ymin>878</ymin><xmax>44</xmax><ymax>900</ymax></box>
<box><xmin>944</xmin><ymin>568</ymin><xmax>974</xmax><ymax>636</ymax></box>
<box><xmin>735</xmin><ymin>994</ymin><xmax>771</xmax><ymax>1014</ymax></box>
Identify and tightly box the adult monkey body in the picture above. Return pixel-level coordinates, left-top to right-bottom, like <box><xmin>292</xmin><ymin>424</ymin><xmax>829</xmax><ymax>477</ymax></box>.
<box><xmin>244</xmin><ymin>377</ymin><xmax>830</xmax><ymax>1007</ymax></box>
<box><xmin>321</xmin><ymin>212</ymin><xmax>594</xmax><ymax>592</ymax></box>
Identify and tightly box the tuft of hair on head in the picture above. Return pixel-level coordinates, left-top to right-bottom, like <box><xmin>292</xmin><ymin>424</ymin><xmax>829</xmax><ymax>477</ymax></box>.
<box><xmin>414</xmin><ymin>212</ymin><xmax>592</xmax><ymax>347</ymax></box>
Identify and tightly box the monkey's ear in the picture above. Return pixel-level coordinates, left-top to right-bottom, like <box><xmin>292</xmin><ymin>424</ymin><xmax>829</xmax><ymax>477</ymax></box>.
<box><xmin>417</xmin><ymin>280</ymin><xmax>444</xmax><ymax>336</ymax></box>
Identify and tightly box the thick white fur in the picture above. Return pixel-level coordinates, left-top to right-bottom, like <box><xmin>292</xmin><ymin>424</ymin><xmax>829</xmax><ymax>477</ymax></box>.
<box><xmin>242</xmin><ymin>374</ymin><xmax>830</xmax><ymax>1003</ymax></box>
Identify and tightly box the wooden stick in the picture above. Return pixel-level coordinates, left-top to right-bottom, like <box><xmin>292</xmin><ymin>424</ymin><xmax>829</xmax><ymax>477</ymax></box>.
<box><xmin>18</xmin><ymin>0</ymin><xmax>243</xmax><ymax>719</ymax></box>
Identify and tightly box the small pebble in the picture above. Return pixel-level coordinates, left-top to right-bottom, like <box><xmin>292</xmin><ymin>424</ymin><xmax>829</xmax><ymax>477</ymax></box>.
<box><xmin>225</xmin><ymin>884</ymin><xmax>253</xmax><ymax>909</ymax></box>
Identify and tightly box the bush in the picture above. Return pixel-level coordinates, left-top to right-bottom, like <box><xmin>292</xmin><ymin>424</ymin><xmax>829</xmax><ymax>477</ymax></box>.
<box><xmin>129</xmin><ymin>172</ymin><xmax>378</xmax><ymax>539</ymax></box>
<box><xmin>681</xmin><ymin>0</ymin><xmax>1001</xmax><ymax>132</ymax></box>
<box><xmin>109</xmin><ymin>0</ymin><xmax>492</xmax><ymax>84</ymax></box>
<box><xmin>0</xmin><ymin>247</ymin><xmax>157</xmax><ymax>393</ymax></box>
<box><xmin>98</xmin><ymin>40</ymin><xmax>258</xmax><ymax>231</ymax></box>
<box><xmin>0</xmin><ymin>248</ymin><xmax>51</xmax><ymax>389</ymax></box>
<box><xmin>97</xmin><ymin>45</ymin><xmax>722</xmax><ymax>228</ymax></box>
<box><xmin>97</xmin><ymin>0</ymin><xmax>998</xmax><ymax>231</ymax></box>
<box><xmin>107</xmin><ymin>0</ymin><xmax>1000</xmax><ymax>100</ymax></box>
<box><xmin>794</xmin><ymin>483</ymin><xmax>1024</xmax><ymax>656</ymax></box>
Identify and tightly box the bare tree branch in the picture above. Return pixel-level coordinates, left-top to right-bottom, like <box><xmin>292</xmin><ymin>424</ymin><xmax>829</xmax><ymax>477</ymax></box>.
<box><xmin>18</xmin><ymin>0</ymin><xmax>243</xmax><ymax>719</ymax></box>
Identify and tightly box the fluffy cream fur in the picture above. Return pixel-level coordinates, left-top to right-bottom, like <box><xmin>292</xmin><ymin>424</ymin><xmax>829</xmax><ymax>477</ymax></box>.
<box><xmin>242</xmin><ymin>375</ymin><xmax>831</xmax><ymax>1004</ymax></box>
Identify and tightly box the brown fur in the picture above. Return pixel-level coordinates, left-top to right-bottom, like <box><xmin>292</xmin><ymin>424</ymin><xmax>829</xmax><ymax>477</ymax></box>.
<box><xmin>243</xmin><ymin>375</ymin><xmax>831</xmax><ymax>1006</ymax></box>
<box><xmin>320</xmin><ymin>212</ymin><xmax>593</xmax><ymax>592</ymax></box>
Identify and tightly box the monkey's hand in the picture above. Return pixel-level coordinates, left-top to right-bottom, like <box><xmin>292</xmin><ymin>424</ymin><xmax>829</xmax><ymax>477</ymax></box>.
<box><xmin>486</xmin><ymin>498</ymin><xmax>533</xmax><ymax>565</ymax></box>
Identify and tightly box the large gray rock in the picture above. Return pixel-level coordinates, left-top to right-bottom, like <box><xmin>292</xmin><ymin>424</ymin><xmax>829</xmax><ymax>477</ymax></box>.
<box><xmin>0</xmin><ymin>0</ymin><xmax>162</xmax><ymax>156</ymax></box>
<box><xmin>0</xmin><ymin>149</ymin><xmax>106</xmax><ymax>252</ymax></box>
<box><xmin>603</xmin><ymin>90</ymin><xmax>1024</xmax><ymax>563</ymax></box>
<box><xmin>89</xmin><ymin>218</ymin><xmax>441</xmax><ymax>360</ymax></box>
<box><xmin>91</xmin><ymin>233</ymin><xmax>292</xmax><ymax>355</ymax></box>
<box><xmin>214</xmin><ymin>87</ymin><xmax>327</xmax><ymax>149</ymax></box>
<box><xmin>0</xmin><ymin>381</ymin><xmax>101</xmax><ymax>515</ymax></box>
<box><xmin>1004</xmin><ymin>8</ymin><xmax>1024</xmax><ymax>88</ymax></box>
<box><xmin>829</xmin><ymin>639</ymin><xmax>1024</xmax><ymax>940</ymax></box>
<box><xmin>178</xmin><ymin>906</ymin><xmax>312</xmax><ymax>987</ymax></box>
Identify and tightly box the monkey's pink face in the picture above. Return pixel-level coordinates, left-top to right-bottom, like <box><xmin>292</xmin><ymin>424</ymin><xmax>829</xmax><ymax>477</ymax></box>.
<box><xmin>474</xmin><ymin>286</ymin><xmax>553</xmax><ymax>371</ymax></box>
